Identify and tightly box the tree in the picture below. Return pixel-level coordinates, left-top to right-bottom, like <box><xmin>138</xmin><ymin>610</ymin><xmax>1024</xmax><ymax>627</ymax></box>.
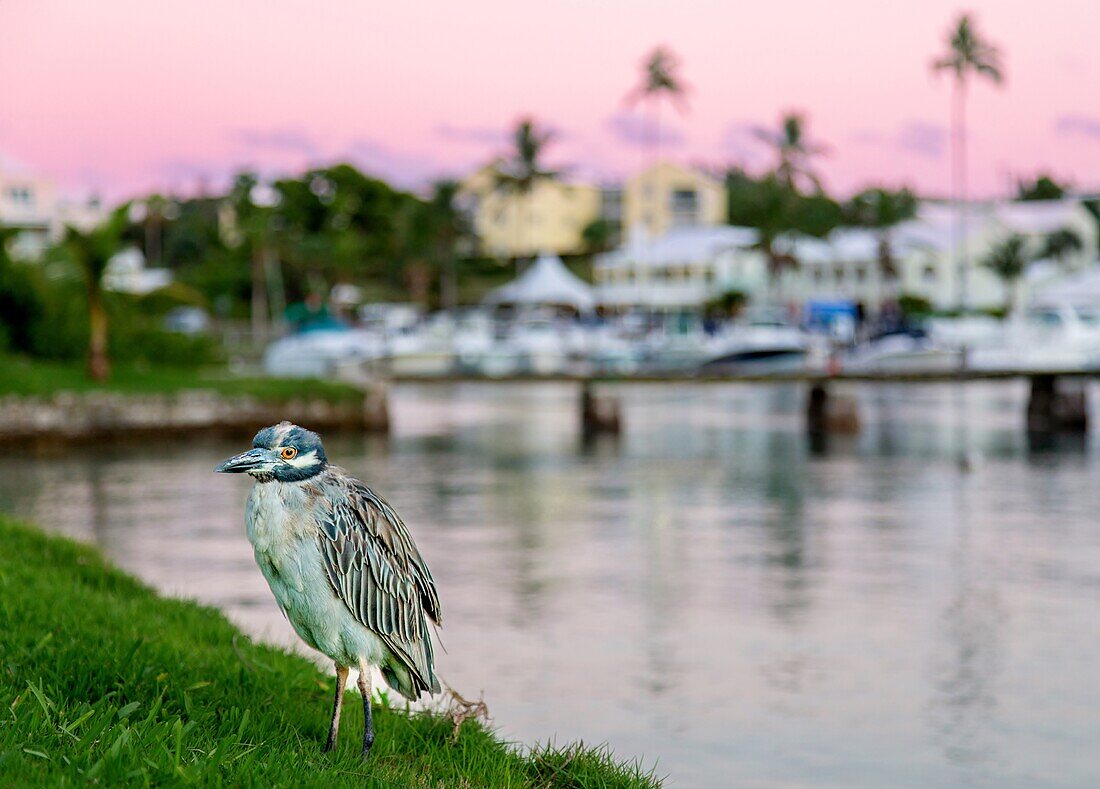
<box><xmin>1041</xmin><ymin>227</ymin><xmax>1083</xmax><ymax>263</ymax></box>
<box><xmin>932</xmin><ymin>13</ymin><xmax>1004</xmax><ymax>310</ymax></box>
<box><xmin>726</xmin><ymin>170</ymin><xmax>843</xmax><ymax>295</ymax></box>
<box><xmin>494</xmin><ymin>118</ymin><xmax>560</xmax><ymax>262</ymax></box>
<box><xmin>139</xmin><ymin>193</ymin><xmax>174</xmax><ymax>267</ymax></box>
<box><xmin>581</xmin><ymin>218</ymin><xmax>617</xmax><ymax>256</ymax></box>
<box><xmin>65</xmin><ymin>205</ymin><xmax>130</xmax><ymax>381</ymax></box>
<box><xmin>1017</xmin><ymin>173</ymin><xmax>1066</xmax><ymax>201</ymax></box>
<box><xmin>753</xmin><ymin>112</ymin><xmax>827</xmax><ymax>193</ymax></box>
<box><xmin>981</xmin><ymin>234</ymin><xmax>1030</xmax><ymax>313</ymax></box>
<box><xmin>410</xmin><ymin>180</ymin><xmax>473</xmax><ymax>310</ymax></box>
<box><xmin>227</xmin><ymin>173</ymin><xmax>278</xmax><ymax>342</ymax></box>
<box><xmin>625</xmin><ymin>46</ymin><xmax>688</xmax><ymax>159</ymax></box>
<box><xmin>845</xmin><ymin>187</ymin><xmax>918</xmax><ymax>284</ymax></box>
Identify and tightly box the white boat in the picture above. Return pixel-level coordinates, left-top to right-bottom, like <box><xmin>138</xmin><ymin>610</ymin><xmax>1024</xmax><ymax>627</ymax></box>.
<box><xmin>263</xmin><ymin>328</ymin><xmax>384</xmax><ymax>378</ymax></box>
<box><xmin>964</xmin><ymin>305</ymin><xmax>1100</xmax><ymax>372</ymax></box>
<box><xmin>698</xmin><ymin>313</ymin><xmax>809</xmax><ymax>372</ymax></box>
<box><xmin>843</xmin><ymin>332</ymin><xmax>963</xmax><ymax>373</ymax></box>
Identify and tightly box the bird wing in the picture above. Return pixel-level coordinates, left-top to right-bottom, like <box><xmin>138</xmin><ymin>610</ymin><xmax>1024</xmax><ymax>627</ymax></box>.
<box><xmin>315</xmin><ymin>474</ymin><xmax>441</xmax><ymax>694</ymax></box>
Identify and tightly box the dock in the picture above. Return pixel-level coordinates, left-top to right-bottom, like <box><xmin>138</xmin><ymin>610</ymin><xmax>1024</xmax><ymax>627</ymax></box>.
<box><xmin>380</xmin><ymin>368</ymin><xmax>1097</xmax><ymax>436</ymax></box>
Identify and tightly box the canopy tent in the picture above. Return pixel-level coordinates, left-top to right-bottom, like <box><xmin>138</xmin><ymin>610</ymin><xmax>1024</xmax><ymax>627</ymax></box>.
<box><xmin>484</xmin><ymin>252</ymin><xmax>596</xmax><ymax>312</ymax></box>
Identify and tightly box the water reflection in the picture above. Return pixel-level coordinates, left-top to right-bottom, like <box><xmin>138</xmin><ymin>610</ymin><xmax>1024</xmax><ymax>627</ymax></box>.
<box><xmin>2</xmin><ymin>382</ymin><xmax>1099</xmax><ymax>786</ymax></box>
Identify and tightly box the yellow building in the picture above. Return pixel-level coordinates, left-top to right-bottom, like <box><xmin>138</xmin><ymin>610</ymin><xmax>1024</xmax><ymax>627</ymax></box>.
<box><xmin>623</xmin><ymin>161</ymin><xmax>727</xmax><ymax>238</ymax></box>
<box><xmin>460</xmin><ymin>163</ymin><xmax>601</xmax><ymax>258</ymax></box>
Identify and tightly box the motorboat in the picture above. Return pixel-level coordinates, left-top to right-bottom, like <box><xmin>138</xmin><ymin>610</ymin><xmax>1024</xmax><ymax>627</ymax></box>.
<box><xmin>698</xmin><ymin>312</ymin><xmax>809</xmax><ymax>372</ymax></box>
<box><xmin>842</xmin><ymin>331</ymin><xmax>963</xmax><ymax>373</ymax></box>
<box><xmin>962</xmin><ymin>305</ymin><xmax>1100</xmax><ymax>372</ymax></box>
<box><xmin>263</xmin><ymin>327</ymin><xmax>384</xmax><ymax>378</ymax></box>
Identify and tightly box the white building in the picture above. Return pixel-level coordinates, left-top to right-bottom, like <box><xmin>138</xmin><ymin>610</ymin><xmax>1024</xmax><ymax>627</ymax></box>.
<box><xmin>0</xmin><ymin>158</ymin><xmax>103</xmax><ymax>259</ymax></box>
<box><xmin>786</xmin><ymin>200</ymin><xmax>1097</xmax><ymax>310</ymax></box>
<box><xmin>594</xmin><ymin>199</ymin><xmax>1098</xmax><ymax>313</ymax></box>
<box><xmin>594</xmin><ymin>226</ymin><xmax>762</xmax><ymax>311</ymax></box>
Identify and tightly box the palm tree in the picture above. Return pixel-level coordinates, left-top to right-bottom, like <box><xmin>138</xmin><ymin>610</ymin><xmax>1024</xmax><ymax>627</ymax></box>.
<box><xmin>625</xmin><ymin>47</ymin><xmax>688</xmax><ymax>237</ymax></box>
<box><xmin>932</xmin><ymin>13</ymin><xmax>1004</xmax><ymax>310</ymax></box>
<box><xmin>753</xmin><ymin>112</ymin><xmax>827</xmax><ymax>193</ymax></box>
<box><xmin>625</xmin><ymin>46</ymin><xmax>688</xmax><ymax>156</ymax></box>
<box><xmin>846</xmin><ymin>187</ymin><xmax>918</xmax><ymax>292</ymax></box>
<box><xmin>981</xmin><ymin>234</ymin><xmax>1030</xmax><ymax>314</ymax></box>
<box><xmin>425</xmin><ymin>179</ymin><xmax>472</xmax><ymax>309</ymax></box>
<box><xmin>65</xmin><ymin>205</ymin><xmax>131</xmax><ymax>382</ymax></box>
<box><xmin>741</xmin><ymin>175</ymin><xmax>801</xmax><ymax>293</ymax></box>
<box><xmin>1041</xmin><ymin>227</ymin><xmax>1083</xmax><ymax>264</ymax></box>
<box><xmin>494</xmin><ymin>118</ymin><xmax>559</xmax><ymax>263</ymax></box>
<box><xmin>141</xmin><ymin>193</ymin><xmax>170</xmax><ymax>267</ymax></box>
<box><xmin>228</xmin><ymin>173</ymin><xmax>276</xmax><ymax>343</ymax></box>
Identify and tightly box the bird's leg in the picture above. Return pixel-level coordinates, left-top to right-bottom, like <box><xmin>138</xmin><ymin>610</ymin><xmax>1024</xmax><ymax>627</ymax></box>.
<box><xmin>324</xmin><ymin>664</ymin><xmax>349</xmax><ymax>752</ymax></box>
<box><xmin>357</xmin><ymin>662</ymin><xmax>375</xmax><ymax>757</ymax></box>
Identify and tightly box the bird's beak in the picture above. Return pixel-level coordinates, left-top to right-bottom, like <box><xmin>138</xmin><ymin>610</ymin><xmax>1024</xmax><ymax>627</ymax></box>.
<box><xmin>214</xmin><ymin>448</ymin><xmax>268</xmax><ymax>474</ymax></box>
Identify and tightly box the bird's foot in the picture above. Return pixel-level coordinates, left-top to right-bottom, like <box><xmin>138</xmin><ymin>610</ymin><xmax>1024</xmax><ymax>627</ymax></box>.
<box><xmin>361</xmin><ymin>732</ymin><xmax>375</xmax><ymax>759</ymax></box>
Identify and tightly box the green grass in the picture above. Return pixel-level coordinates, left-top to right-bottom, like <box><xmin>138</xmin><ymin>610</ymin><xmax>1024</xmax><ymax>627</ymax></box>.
<box><xmin>0</xmin><ymin>356</ymin><xmax>364</xmax><ymax>405</ymax></box>
<box><xmin>0</xmin><ymin>517</ymin><xmax>659</xmax><ymax>787</ymax></box>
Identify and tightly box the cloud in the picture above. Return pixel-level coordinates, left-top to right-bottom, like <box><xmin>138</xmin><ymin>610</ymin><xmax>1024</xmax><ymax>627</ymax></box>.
<box><xmin>896</xmin><ymin>121</ymin><xmax>947</xmax><ymax>157</ymax></box>
<box><xmin>434</xmin><ymin>123</ymin><xmax>509</xmax><ymax>146</ymax></box>
<box><xmin>851</xmin><ymin>120</ymin><xmax>946</xmax><ymax>158</ymax></box>
<box><xmin>719</xmin><ymin>122</ymin><xmax>770</xmax><ymax>166</ymax></box>
<box><xmin>1054</xmin><ymin>114</ymin><xmax>1100</xmax><ymax>139</ymax></box>
<box><xmin>605</xmin><ymin>110</ymin><xmax>684</xmax><ymax>148</ymax></box>
<box><xmin>231</xmin><ymin>127</ymin><xmax>321</xmax><ymax>156</ymax></box>
<box><xmin>341</xmin><ymin>138</ymin><xmax>446</xmax><ymax>187</ymax></box>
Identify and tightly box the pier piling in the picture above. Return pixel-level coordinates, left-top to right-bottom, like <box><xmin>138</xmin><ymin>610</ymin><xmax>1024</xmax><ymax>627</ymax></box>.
<box><xmin>581</xmin><ymin>382</ymin><xmax>622</xmax><ymax>437</ymax></box>
<box><xmin>807</xmin><ymin>381</ymin><xmax>861</xmax><ymax>435</ymax></box>
<box><xmin>1027</xmin><ymin>374</ymin><xmax>1088</xmax><ymax>433</ymax></box>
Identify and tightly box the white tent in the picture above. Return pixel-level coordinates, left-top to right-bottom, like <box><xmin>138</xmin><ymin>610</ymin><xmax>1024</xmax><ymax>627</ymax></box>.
<box><xmin>484</xmin><ymin>252</ymin><xmax>596</xmax><ymax>312</ymax></box>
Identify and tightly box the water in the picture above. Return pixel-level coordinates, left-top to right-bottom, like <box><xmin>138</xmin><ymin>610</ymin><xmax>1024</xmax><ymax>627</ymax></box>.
<box><xmin>2</xmin><ymin>382</ymin><xmax>1099</xmax><ymax>788</ymax></box>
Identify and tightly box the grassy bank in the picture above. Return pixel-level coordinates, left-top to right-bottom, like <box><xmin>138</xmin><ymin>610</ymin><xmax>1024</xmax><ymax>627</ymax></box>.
<box><xmin>0</xmin><ymin>518</ymin><xmax>658</xmax><ymax>787</ymax></box>
<box><xmin>0</xmin><ymin>356</ymin><xmax>364</xmax><ymax>405</ymax></box>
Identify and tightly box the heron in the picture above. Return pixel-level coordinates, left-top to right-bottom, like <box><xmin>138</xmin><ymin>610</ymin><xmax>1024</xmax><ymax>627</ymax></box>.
<box><xmin>214</xmin><ymin>421</ymin><xmax>441</xmax><ymax>757</ymax></box>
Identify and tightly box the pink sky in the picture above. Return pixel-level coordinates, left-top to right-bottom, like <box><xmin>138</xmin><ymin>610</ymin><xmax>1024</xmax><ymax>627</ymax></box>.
<box><xmin>2</xmin><ymin>0</ymin><xmax>1099</xmax><ymax>201</ymax></box>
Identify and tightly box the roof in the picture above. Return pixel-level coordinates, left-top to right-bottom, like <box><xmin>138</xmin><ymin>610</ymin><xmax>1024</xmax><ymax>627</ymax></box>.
<box><xmin>484</xmin><ymin>252</ymin><xmax>596</xmax><ymax>311</ymax></box>
<box><xmin>994</xmin><ymin>200</ymin><xmax>1087</xmax><ymax>235</ymax></box>
<box><xmin>1031</xmin><ymin>262</ymin><xmax>1100</xmax><ymax>306</ymax></box>
<box><xmin>596</xmin><ymin>225</ymin><xmax>758</xmax><ymax>269</ymax></box>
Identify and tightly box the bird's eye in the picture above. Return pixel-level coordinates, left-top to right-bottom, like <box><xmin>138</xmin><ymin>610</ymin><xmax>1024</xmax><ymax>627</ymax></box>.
<box><xmin>280</xmin><ymin>447</ymin><xmax>298</xmax><ymax>460</ymax></box>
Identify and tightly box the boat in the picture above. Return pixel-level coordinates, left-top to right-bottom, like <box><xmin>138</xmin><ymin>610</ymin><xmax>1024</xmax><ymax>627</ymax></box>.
<box><xmin>843</xmin><ymin>330</ymin><xmax>963</xmax><ymax>373</ymax></box>
<box><xmin>962</xmin><ymin>305</ymin><xmax>1100</xmax><ymax>372</ymax></box>
<box><xmin>263</xmin><ymin>327</ymin><xmax>385</xmax><ymax>378</ymax></box>
<box><xmin>698</xmin><ymin>311</ymin><xmax>809</xmax><ymax>372</ymax></box>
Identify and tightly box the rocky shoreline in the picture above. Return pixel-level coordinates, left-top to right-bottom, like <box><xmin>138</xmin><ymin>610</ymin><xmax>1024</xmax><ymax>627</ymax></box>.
<box><xmin>0</xmin><ymin>386</ymin><xmax>390</xmax><ymax>445</ymax></box>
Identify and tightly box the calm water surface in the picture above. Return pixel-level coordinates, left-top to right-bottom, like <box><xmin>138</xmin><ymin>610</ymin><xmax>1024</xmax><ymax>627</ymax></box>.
<box><xmin>2</xmin><ymin>382</ymin><xmax>1099</xmax><ymax>788</ymax></box>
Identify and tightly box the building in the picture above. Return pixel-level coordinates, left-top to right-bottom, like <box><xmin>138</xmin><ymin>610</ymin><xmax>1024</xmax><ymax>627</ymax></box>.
<box><xmin>459</xmin><ymin>163</ymin><xmax>602</xmax><ymax>258</ymax></box>
<box><xmin>0</xmin><ymin>159</ymin><xmax>103</xmax><ymax>259</ymax></box>
<box><xmin>595</xmin><ymin>198</ymin><xmax>1099</xmax><ymax>313</ymax></box>
<box><xmin>784</xmin><ymin>200</ymin><xmax>1098</xmax><ymax>310</ymax></box>
<box><xmin>594</xmin><ymin>226</ymin><xmax>761</xmax><ymax>311</ymax></box>
<box><xmin>622</xmin><ymin>161</ymin><xmax>727</xmax><ymax>238</ymax></box>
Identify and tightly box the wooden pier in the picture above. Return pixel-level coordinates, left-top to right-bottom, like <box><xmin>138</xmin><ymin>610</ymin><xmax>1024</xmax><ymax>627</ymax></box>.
<box><xmin>382</xmin><ymin>368</ymin><xmax>1097</xmax><ymax>437</ymax></box>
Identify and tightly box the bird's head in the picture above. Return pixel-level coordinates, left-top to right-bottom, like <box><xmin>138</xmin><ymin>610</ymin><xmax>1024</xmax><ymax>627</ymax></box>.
<box><xmin>214</xmin><ymin>421</ymin><xmax>328</xmax><ymax>482</ymax></box>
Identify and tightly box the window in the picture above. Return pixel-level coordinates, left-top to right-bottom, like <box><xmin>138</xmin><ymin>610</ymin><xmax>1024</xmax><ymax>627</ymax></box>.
<box><xmin>670</xmin><ymin>189</ymin><xmax>698</xmax><ymax>213</ymax></box>
<box><xmin>855</xmin><ymin>266</ymin><xmax>867</xmax><ymax>283</ymax></box>
<box><xmin>813</xmin><ymin>268</ymin><xmax>824</xmax><ymax>284</ymax></box>
<box><xmin>923</xmin><ymin>265</ymin><xmax>936</xmax><ymax>282</ymax></box>
<box><xmin>5</xmin><ymin>186</ymin><xmax>34</xmax><ymax>206</ymax></box>
<box><xmin>835</xmin><ymin>266</ymin><xmax>845</xmax><ymax>283</ymax></box>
